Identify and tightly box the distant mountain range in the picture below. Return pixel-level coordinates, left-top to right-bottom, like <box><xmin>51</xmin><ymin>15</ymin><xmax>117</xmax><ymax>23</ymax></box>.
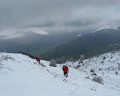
<box><xmin>0</xmin><ymin>31</ymin><xmax>86</xmax><ymax>57</ymax></box>
<box><xmin>43</xmin><ymin>28</ymin><xmax>120</xmax><ymax>59</ymax></box>
<box><xmin>1</xmin><ymin>27</ymin><xmax>120</xmax><ymax>60</ymax></box>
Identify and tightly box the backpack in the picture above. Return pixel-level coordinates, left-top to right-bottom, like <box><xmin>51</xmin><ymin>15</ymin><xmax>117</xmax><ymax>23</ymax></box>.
<box><xmin>63</xmin><ymin>66</ymin><xmax>69</xmax><ymax>73</ymax></box>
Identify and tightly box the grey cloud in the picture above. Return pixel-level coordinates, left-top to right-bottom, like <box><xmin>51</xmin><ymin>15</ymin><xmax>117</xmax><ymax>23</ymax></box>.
<box><xmin>0</xmin><ymin>0</ymin><xmax>120</xmax><ymax>34</ymax></box>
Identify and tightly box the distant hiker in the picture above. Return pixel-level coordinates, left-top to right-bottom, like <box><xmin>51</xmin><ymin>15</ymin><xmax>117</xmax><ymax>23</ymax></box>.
<box><xmin>36</xmin><ymin>56</ymin><xmax>41</xmax><ymax>64</ymax></box>
<box><xmin>62</xmin><ymin>65</ymin><xmax>69</xmax><ymax>77</ymax></box>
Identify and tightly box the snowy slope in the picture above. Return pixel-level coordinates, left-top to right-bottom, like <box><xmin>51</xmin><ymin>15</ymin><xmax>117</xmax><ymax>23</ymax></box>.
<box><xmin>83</xmin><ymin>51</ymin><xmax>120</xmax><ymax>93</ymax></box>
<box><xmin>66</xmin><ymin>50</ymin><xmax>120</xmax><ymax>95</ymax></box>
<box><xmin>0</xmin><ymin>52</ymin><xmax>120</xmax><ymax>96</ymax></box>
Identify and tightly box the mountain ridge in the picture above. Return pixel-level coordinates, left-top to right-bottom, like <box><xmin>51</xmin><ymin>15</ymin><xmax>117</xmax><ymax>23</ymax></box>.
<box><xmin>43</xmin><ymin>28</ymin><xmax>120</xmax><ymax>59</ymax></box>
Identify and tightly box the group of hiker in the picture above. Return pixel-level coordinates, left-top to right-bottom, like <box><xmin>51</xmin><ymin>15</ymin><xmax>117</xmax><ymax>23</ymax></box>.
<box><xmin>35</xmin><ymin>55</ymin><xmax>84</xmax><ymax>77</ymax></box>
<box><xmin>35</xmin><ymin>56</ymin><xmax>69</xmax><ymax>77</ymax></box>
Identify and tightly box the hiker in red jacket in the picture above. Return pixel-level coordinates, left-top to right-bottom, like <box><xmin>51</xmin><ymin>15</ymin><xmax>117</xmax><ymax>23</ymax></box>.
<box><xmin>36</xmin><ymin>56</ymin><xmax>40</xmax><ymax>64</ymax></box>
<box><xmin>62</xmin><ymin>65</ymin><xmax>69</xmax><ymax>77</ymax></box>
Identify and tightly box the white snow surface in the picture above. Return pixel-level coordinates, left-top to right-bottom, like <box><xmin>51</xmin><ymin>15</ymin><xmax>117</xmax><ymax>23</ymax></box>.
<box><xmin>0</xmin><ymin>52</ymin><xmax>120</xmax><ymax>96</ymax></box>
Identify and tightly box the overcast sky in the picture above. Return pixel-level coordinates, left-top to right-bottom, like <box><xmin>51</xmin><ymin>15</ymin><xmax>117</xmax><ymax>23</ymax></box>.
<box><xmin>0</xmin><ymin>0</ymin><xmax>120</xmax><ymax>39</ymax></box>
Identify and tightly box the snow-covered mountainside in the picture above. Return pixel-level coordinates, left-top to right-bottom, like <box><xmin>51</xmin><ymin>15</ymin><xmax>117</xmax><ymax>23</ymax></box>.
<box><xmin>67</xmin><ymin>50</ymin><xmax>120</xmax><ymax>95</ymax></box>
<box><xmin>0</xmin><ymin>52</ymin><xmax>120</xmax><ymax>96</ymax></box>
